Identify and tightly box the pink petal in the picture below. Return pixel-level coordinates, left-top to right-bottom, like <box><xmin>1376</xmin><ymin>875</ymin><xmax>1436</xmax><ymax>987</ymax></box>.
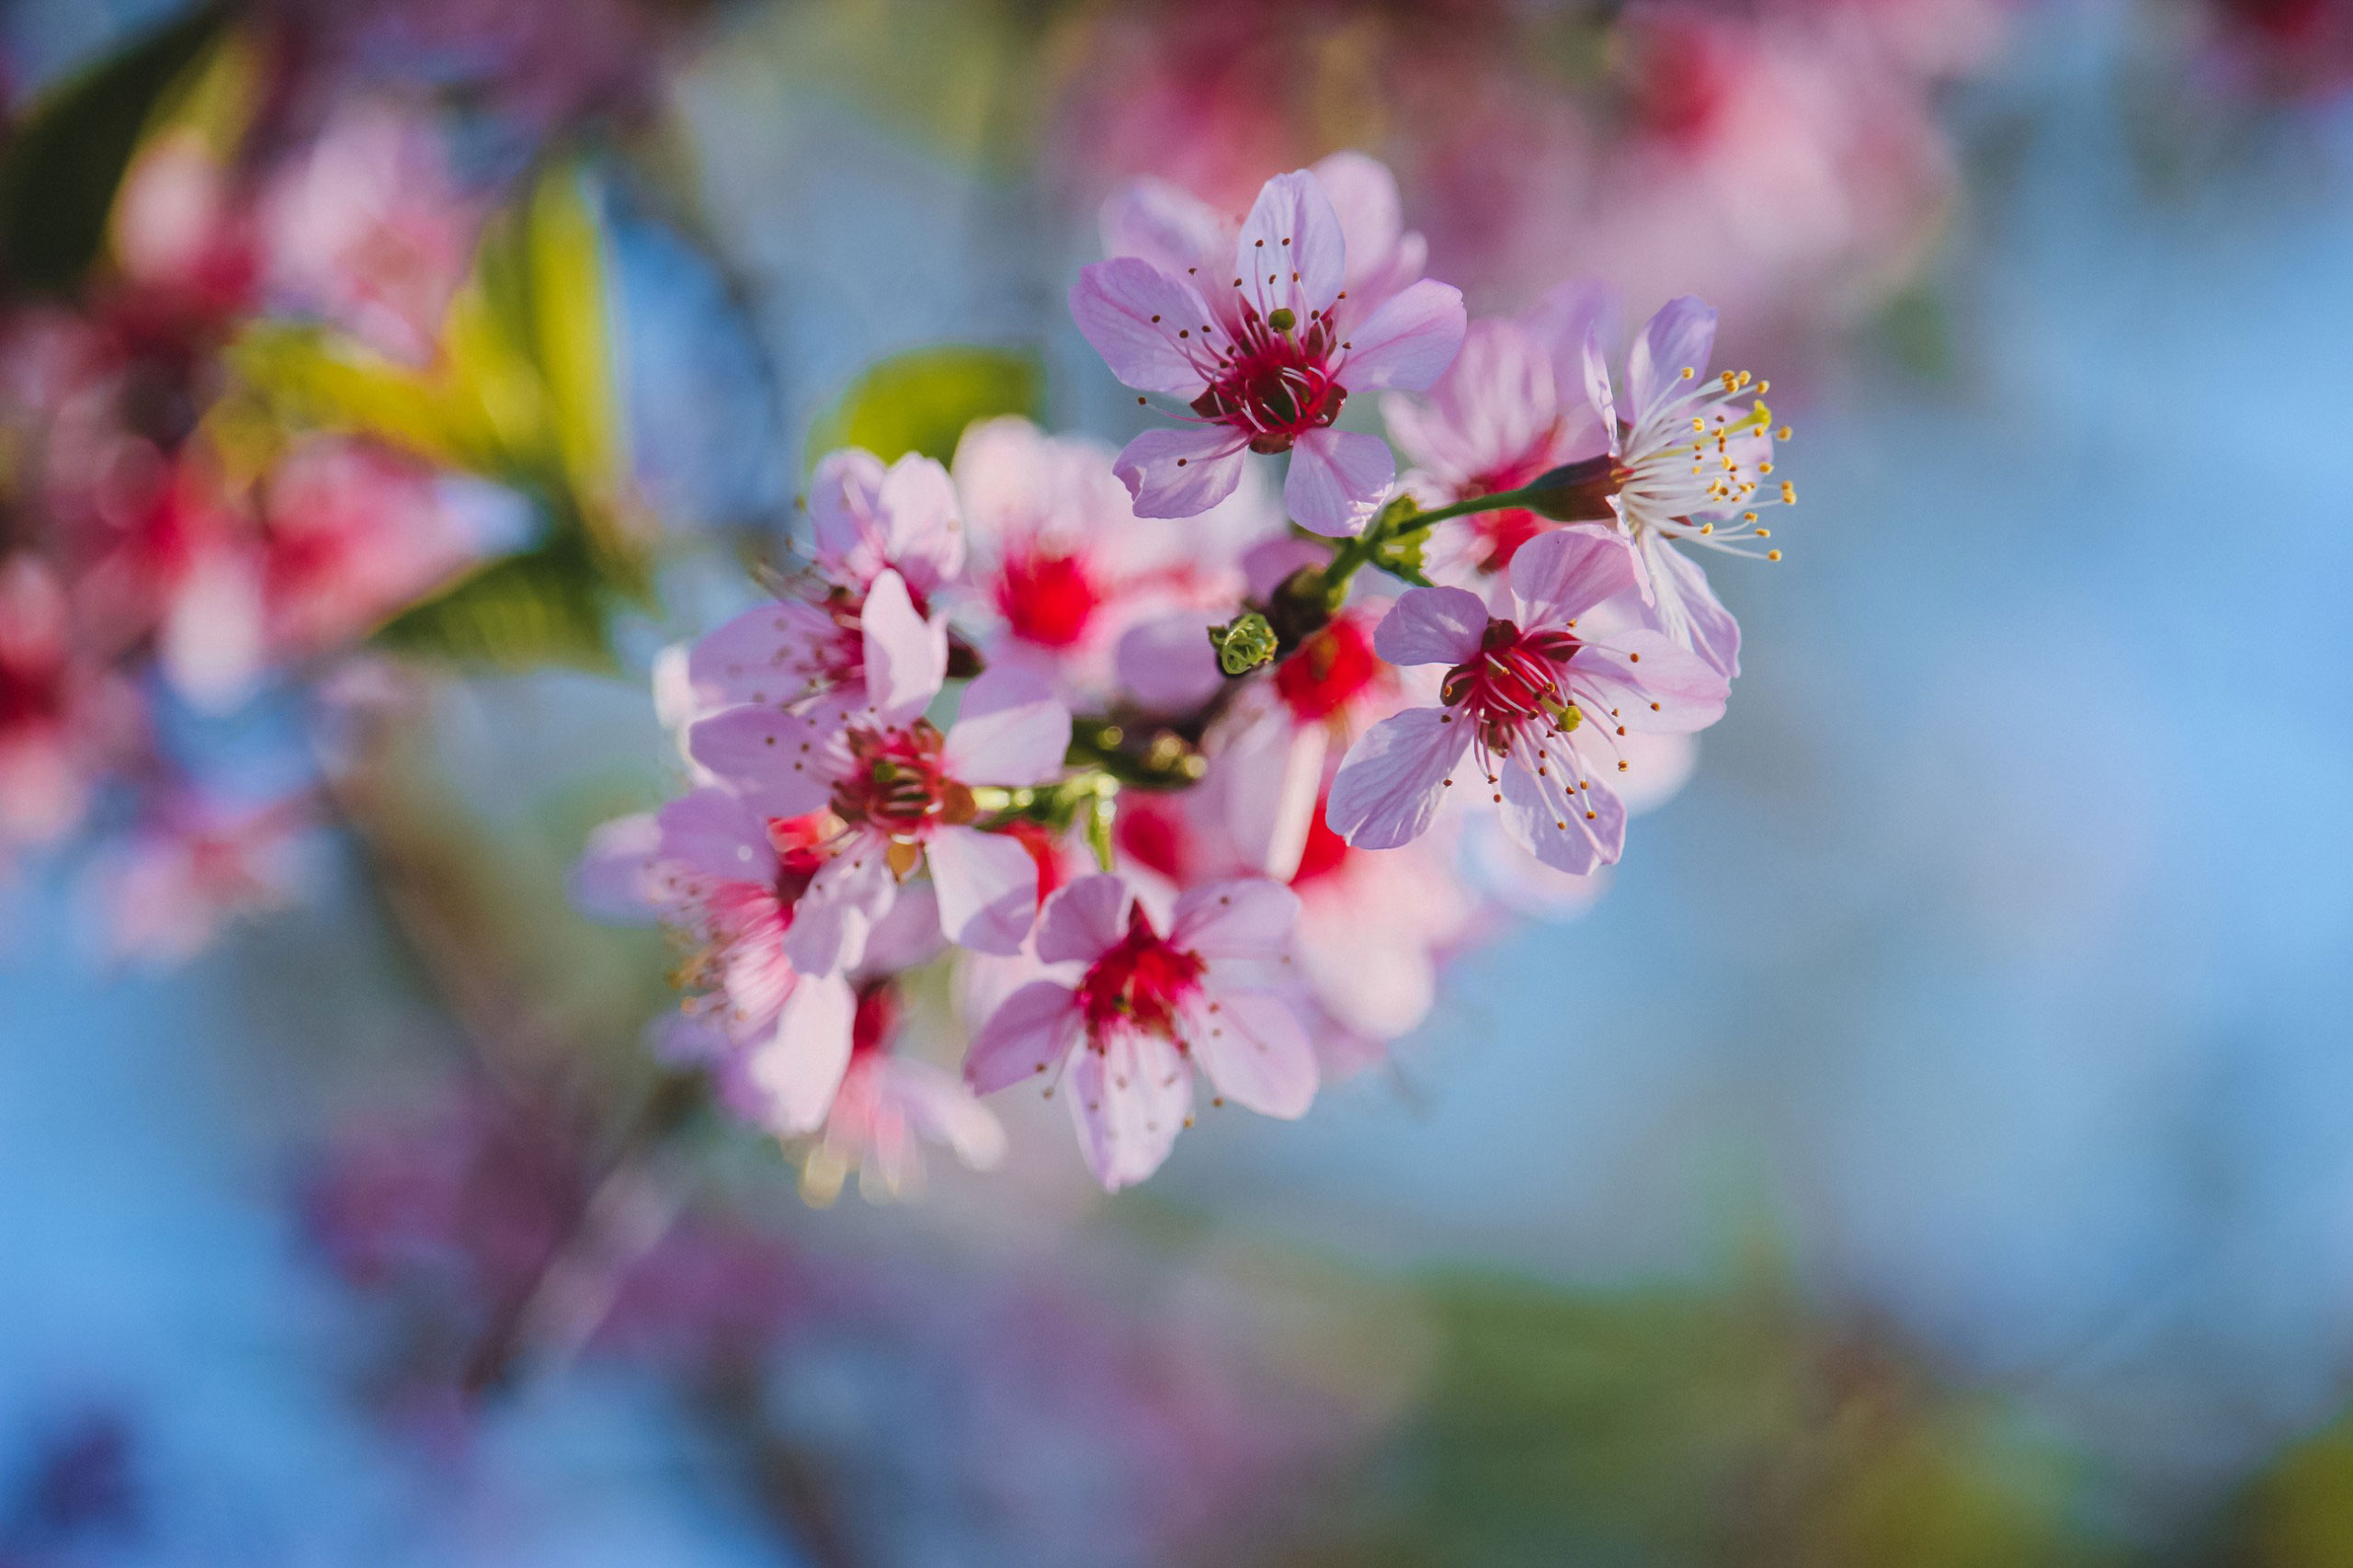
<box><xmin>1115</xmin><ymin>426</ymin><xmax>1250</xmax><ymax>519</ymax></box>
<box><xmin>927</xmin><ymin>825</ymin><xmax>1040</xmax><ymax>956</ymax></box>
<box><xmin>570</xmin><ymin>812</ymin><xmax>663</xmax><ymax>922</ymax></box>
<box><xmin>942</xmin><ymin>668</ymin><xmax>1071</xmax><ymax>786</ymax></box>
<box><xmin>686</xmin><ymin>706</ymin><xmax>839</xmax><ymax>821</ymax></box>
<box><xmin>1241</xmin><ymin>536</ymin><xmax>1329</xmax><ymax>602</ymax></box>
<box><xmin>1113</xmin><ymin>614</ymin><xmax>1224</xmax><ymax>714</ymax></box>
<box><xmin>1188</xmin><ymin>988</ymin><xmax>1317</xmax><ymax>1119</ymax></box>
<box><xmin>1234</xmin><ymin>169</ymin><xmax>1345</xmax><ymax>326</ymax></box>
<box><xmin>1626</xmin><ymin>295</ymin><xmax>1718</xmax><ymax>426</ymax></box>
<box><xmin>1310</xmin><ymin>151</ymin><xmax>1407</xmax><ymax>293</ymax></box>
<box><xmin>858</xmin><ymin>881</ymin><xmax>949</xmax><ymax>973</ymax></box>
<box><xmin>1068</xmin><ymin>1033</ymin><xmax>1189</xmax><ymax>1190</ymax></box>
<box><xmin>1522</xmin><ymin>278</ymin><xmax>1619</xmax><ymax>433</ymax></box>
<box><xmin>1035</xmin><ymin>873</ymin><xmax>1132</xmax><ymax>966</ymax></box>
<box><xmin>1170</xmin><ymin>877</ymin><xmax>1302</xmax><ymax>959</ymax></box>
<box><xmin>1645</xmin><ymin>537</ymin><xmax>1742</xmax><ymax>678</ymax></box>
<box><xmin>874</xmin><ymin>452</ymin><xmax>965</xmax><ymax>596</ymax></box>
<box><xmin>1498</xmin><ymin>748</ymin><xmax>1626</xmax><ymax>874</ymax></box>
<box><xmin>1070</xmin><ymin>257</ymin><xmax>1221</xmax><ymax>396</ymax></box>
<box><xmin>858</xmin><ymin>569</ymin><xmax>947</xmax><ymax>723</ymax></box>
<box><xmin>1570</xmin><ymin>631</ymin><xmax>1730</xmax><ymax>733</ymax></box>
<box><xmin>1507</xmin><ymin>528</ymin><xmax>1641</xmax><ymax>629</ymax></box>
<box><xmin>1336</xmin><ymin>278</ymin><xmax>1467</xmax><ymax>392</ymax></box>
<box><xmin>1325</xmin><ymin>708</ymin><xmax>1472</xmax><ymax>850</ymax></box>
<box><xmin>1373</xmin><ymin>585</ymin><xmax>1489</xmax><ymax>666</ymax></box>
<box><xmin>1573</xmin><ymin>325</ymin><xmax>1620</xmax><ymax>460</ymax></box>
<box><xmin>746</xmin><ymin>972</ymin><xmax>858</xmax><ymax>1134</ymax></box>
<box><xmin>807</xmin><ymin>448</ymin><xmax>891</xmax><ymax>584</ymax></box>
<box><xmin>685</xmin><ymin>598</ymin><xmax>839</xmax><ymax>711</ymax></box>
<box><xmin>1201</xmin><ymin>709</ymin><xmax>1324</xmax><ymax>880</ymax></box>
<box><xmin>965</xmin><ymin>979</ymin><xmax>1081</xmax><ymax>1094</ymax></box>
<box><xmin>655</xmin><ymin>787</ymin><xmax>780</xmax><ymax>884</ymax></box>
<box><xmin>891</xmin><ymin>1057</ymin><xmax>1008</xmax><ymax>1168</ymax></box>
<box><xmin>780</xmin><ymin>840</ymin><xmax>895</xmax><ymax>975</ymax></box>
<box><xmin>1100</xmin><ymin>176</ymin><xmax>1229</xmax><ymax>278</ymax></box>
<box><xmin>1285</xmin><ymin>426</ymin><xmax>1393</xmax><ymax>539</ymax></box>
<box><xmin>1397</xmin><ymin>316</ymin><xmax>1557</xmax><ymax>482</ymax></box>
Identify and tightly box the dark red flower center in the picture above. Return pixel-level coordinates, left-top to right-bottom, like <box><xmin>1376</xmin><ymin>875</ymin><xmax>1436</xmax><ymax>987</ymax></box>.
<box><xmin>995</xmin><ymin>548</ymin><xmax>1101</xmax><ymax>648</ymax></box>
<box><xmin>850</xmin><ymin>982</ymin><xmax>899</xmax><ymax>1059</ymax></box>
<box><xmin>1290</xmin><ymin>796</ymin><xmax>1352</xmax><ymax>887</ymax></box>
<box><xmin>1439</xmin><ymin>618</ymin><xmax>1581</xmax><ymax>751</ymax></box>
<box><xmin>1075</xmin><ymin>904</ymin><xmax>1206</xmax><ymax>1046</ymax></box>
<box><xmin>1191</xmin><ymin>309</ymin><xmax>1347</xmax><ymax>454</ymax></box>
<box><xmin>1274</xmin><ymin>612</ymin><xmax>1382</xmax><ymax>722</ymax></box>
<box><xmin>829</xmin><ymin>722</ymin><xmax>972</xmax><ymax>838</ymax></box>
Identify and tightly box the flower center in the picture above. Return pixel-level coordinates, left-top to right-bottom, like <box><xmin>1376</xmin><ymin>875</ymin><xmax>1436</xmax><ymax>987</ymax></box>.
<box><xmin>1190</xmin><ymin>309</ymin><xmax>1346</xmax><ymax>454</ymax></box>
<box><xmin>1290</xmin><ymin>796</ymin><xmax>1352</xmax><ymax>886</ymax></box>
<box><xmin>1274</xmin><ymin>613</ymin><xmax>1382</xmax><ymax>722</ymax></box>
<box><xmin>829</xmin><ymin>722</ymin><xmax>973</xmax><ymax>838</ymax></box>
<box><xmin>850</xmin><ymin>981</ymin><xmax>899</xmax><ymax>1059</ymax></box>
<box><xmin>1439</xmin><ymin>618</ymin><xmax>1582</xmax><ymax>751</ymax></box>
<box><xmin>994</xmin><ymin>548</ymin><xmax>1100</xmax><ymax>648</ymax></box>
<box><xmin>1075</xmin><ymin>905</ymin><xmax>1207</xmax><ymax>1047</ymax></box>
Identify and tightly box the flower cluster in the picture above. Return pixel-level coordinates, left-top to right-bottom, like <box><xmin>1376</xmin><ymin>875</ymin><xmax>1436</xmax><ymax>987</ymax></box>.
<box><xmin>585</xmin><ymin>158</ymin><xmax>1794</xmax><ymax>1191</ymax></box>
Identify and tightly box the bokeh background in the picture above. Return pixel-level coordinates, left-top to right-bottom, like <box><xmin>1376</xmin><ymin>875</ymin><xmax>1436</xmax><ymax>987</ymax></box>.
<box><xmin>4</xmin><ymin>0</ymin><xmax>2352</xmax><ymax>1562</ymax></box>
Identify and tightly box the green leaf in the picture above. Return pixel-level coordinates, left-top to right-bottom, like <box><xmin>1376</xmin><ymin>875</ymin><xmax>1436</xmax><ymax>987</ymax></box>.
<box><xmin>805</xmin><ymin>344</ymin><xmax>1041</xmax><ymax>469</ymax></box>
<box><xmin>226</xmin><ymin>322</ymin><xmax>503</xmax><ymax>473</ymax></box>
<box><xmin>520</xmin><ymin>165</ymin><xmax>623</xmax><ymax>506</ymax></box>
<box><xmin>374</xmin><ymin>534</ymin><xmax>614</xmax><ymax>671</ymax></box>
<box><xmin>0</xmin><ymin>4</ymin><xmax>224</xmax><ymax>293</ymax></box>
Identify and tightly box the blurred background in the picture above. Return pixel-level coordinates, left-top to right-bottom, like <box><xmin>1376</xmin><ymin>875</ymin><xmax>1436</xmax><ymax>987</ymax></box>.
<box><xmin>3</xmin><ymin>0</ymin><xmax>2352</xmax><ymax>1562</ymax></box>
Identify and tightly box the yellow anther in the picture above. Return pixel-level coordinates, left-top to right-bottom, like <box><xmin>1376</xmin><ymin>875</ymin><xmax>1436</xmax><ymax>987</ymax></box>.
<box><xmin>1736</xmin><ymin>370</ymin><xmax>1752</xmax><ymax>388</ymax></box>
<box><xmin>1721</xmin><ymin>370</ymin><xmax>1738</xmax><ymax>392</ymax></box>
<box><xmin>1743</xmin><ymin>511</ymin><xmax>1758</xmax><ymax>522</ymax></box>
<box><xmin>1767</xmin><ymin>549</ymin><xmax>1783</xmax><ymax>561</ymax></box>
<box><xmin>1680</xmin><ymin>367</ymin><xmax>1696</xmax><ymax>379</ymax></box>
<box><xmin>1699</xmin><ymin>522</ymin><xmax>1713</xmax><ymax>535</ymax></box>
<box><xmin>1692</xmin><ymin>417</ymin><xmax>1707</xmax><ymax>432</ymax></box>
<box><xmin>1777</xmin><ymin>425</ymin><xmax>1792</xmax><ymax>440</ymax></box>
<box><xmin>1758</xmin><ymin>460</ymin><xmax>1774</xmax><ymax>474</ymax></box>
<box><xmin>1755</xmin><ymin>527</ymin><xmax>1770</xmax><ymax>538</ymax></box>
<box><xmin>1780</xmin><ymin>482</ymin><xmax>1796</xmax><ymax>504</ymax></box>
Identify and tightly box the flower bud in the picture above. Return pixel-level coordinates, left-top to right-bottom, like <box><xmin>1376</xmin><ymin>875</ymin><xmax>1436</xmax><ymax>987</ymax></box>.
<box><xmin>1519</xmin><ymin>454</ymin><xmax>1622</xmax><ymax>523</ymax></box>
<box><xmin>1207</xmin><ymin>611</ymin><xmax>1279</xmax><ymax>676</ymax></box>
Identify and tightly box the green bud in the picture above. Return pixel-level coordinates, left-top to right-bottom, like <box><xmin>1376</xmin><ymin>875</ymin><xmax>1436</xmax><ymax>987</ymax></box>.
<box><xmin>1208</xmin><ymin>611</ymin><xmax>1279</xmax><ymax>676</ymax></box>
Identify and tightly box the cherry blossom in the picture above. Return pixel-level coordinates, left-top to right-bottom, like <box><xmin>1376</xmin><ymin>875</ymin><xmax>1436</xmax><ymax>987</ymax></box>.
<box><xmin>965</xmin><ymin>873</ymin><xmax>1316</xmax><ymax>1189</ymax></box>
<box><xmin>1325</xmin><ymin>528</ymin><xmax>1729</xmax><ymax>875</ymax></box>
<box><xmin>1072</xmin><ymin>165</ymin><xmax>1466</xmax><ymax>538</ymax></box>
<box><xmin>575</xmin><ymin>788</ymin><xmax>858</xmax><ymax>1134</ymax></box>
<box><xmin>687</xmin><ymin>666</ymin><xmax>1072</xmax><ymax>971</ymax></box>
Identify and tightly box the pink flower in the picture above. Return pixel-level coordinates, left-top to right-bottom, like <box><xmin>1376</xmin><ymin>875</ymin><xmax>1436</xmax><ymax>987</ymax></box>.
<box><xmin>688</xmin><ymin>666</ymin><xmax>1072</xmax><ymax>970</ymax></box>
<box><xmin>1577</xmin><ymin>293</ymin><xmax>1789</xmax><ymax>677</ymax></box>
<box><xmin>0</xmin><ymin>557</ymin><xmax>136</xmax><ymax>857</ymax></box>
<box><xmin>85</xmin><ymin>790</ymin><xmax>314</xmax><ymax>965</ymax></box>
<box><xmin>965</xmin><ymin>873</ymin><xmax>1317</xmax><ymax>1190</ymax></box>
<box><xmin>1325</xmin><ymin>529</ymin><xmax>1729</xmax><ymax>875</ymax></box>
<box><xmin>575</xmin><ymin>788</ymin><xmax>858</xmax><ymax>1133</ymax></box>
<box><xmin>668</xmin><ymin>449</ymin><xmax>959</xmax><ymax>725</ymax></box>
<box><xmin>950</xmin><ymin>415</ymin><xmax>1271</xmax><ymax>699</ymax></box>
<box><xmin>260</xmin><ymin>99</ymin><xmax>481</xmax><ymax>364</ymax></box>
<box><xmin>801</xmin><ymin>980</ymin><xmax>1007</xmax><ymax>1205</ymax></box>
<box><xmin>1072</xmin><ymin>165</ymin><xmax>1466</xmax><ymax>538</ymax></box>
<box><xmin>1384</xmin><ymin>285</ymin><xmax>1617</xmax><ymax>585</ymax></box>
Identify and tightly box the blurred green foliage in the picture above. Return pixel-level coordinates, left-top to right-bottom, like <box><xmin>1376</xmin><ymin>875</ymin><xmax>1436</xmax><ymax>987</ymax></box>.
<box><xmin>803</xmin><ymin>343</ymin><xmax>1042</xmax><ymax>469</ymax></box>
<box><xmin>1249</xmin><ymin>1274</ymin><xmax>2116</xmax><ymax>1568</ymax></box>
<box><xmin>0</xmin><ymin>4</ymin><xmax>224</xmax><ymax>293</ymax></box>
<box><xmin>229</xmin><ymin>160</ymin><xmax>643</xmax><ymax>671</ymax></box>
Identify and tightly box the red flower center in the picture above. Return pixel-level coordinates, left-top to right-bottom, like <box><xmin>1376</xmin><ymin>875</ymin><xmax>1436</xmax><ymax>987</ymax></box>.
<box><xmin>995</xmin><ymin>548</ymin><xmax>1101</xmax><ymax>648</ymax></box>
<box><xmin>828</xmin><ymin>722</ymin><xmax>972</xmax><ymax>838</ymax></box>
<box><xmin>1075</xmin><ymin>905</ymin><xmax>1206</xmax><ymax>1046</ymax></box>
<box><xmin>1274</xmin><ymin>613</ymin><xmax>1382</xmax><ymax>722</ymax></box>
<box><xmin>850</xmin><ymin>982</ymin><xmax>900</xmax><ymax>1059</ymax></box>
<box><xmin>1290</xmin><ymin>797</ymin><xmax>1352</xmax><ymax>886</ymax></box>
<box><xmin>1439</xmin><ymin>618</ymin><xmax>1581</xmax><ymax>751</ymax></box>
<box><xmin>1460</xmin><ymin>450</ymin><xmax>1563</xmax><ymax>574</ymax></box>
<box><xmin>1191</xmin><ymin>309</ymin><xmax>1347</xmax><ymax>454</ymax></box>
